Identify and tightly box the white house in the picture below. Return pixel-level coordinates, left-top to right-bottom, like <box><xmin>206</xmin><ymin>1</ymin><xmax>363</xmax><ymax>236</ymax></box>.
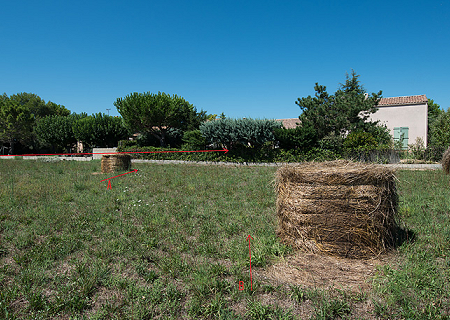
<box><xmin>369</xmin><ymin>95</ymin><xmax>428</xmax><ymax>148</ymax></box>
<box><xmin>279</xmin><ymin>94</ymin><xmax>429</xmax><ymax>148</ymax></box>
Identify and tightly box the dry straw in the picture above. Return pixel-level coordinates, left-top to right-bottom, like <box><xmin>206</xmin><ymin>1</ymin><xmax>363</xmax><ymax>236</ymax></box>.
<box><xmin>276</xmin><ymin>160</ymin><xmax>398</xmax><ymax>258</ymax></box>
<box><xmin>442</xmin><ymin>146</ymin><xmax>450</xmax><ymax>175</ymax></box>
<box><xmin>101</xmin><ymin>154</ymin><xmax>131</xmax><ymax>173</ymax></box>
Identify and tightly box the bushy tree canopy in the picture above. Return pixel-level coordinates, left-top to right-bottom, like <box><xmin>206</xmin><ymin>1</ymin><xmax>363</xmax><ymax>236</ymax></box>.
<box><xmin>114</xmin><ymin>92</ymin><xmax>206</xmax><ymax>147</ymax></box>
<box><xmin>72</xmin><ymin>113</ymin><xmax>130</xmax><ymax>148</ymax></box>
<box><xmin>0</xmin><ymin>92</ymin><xmax>71</xmax><ymax>154</ymax></box>
<box><xmin>8</xmin><ymin>92</ymin><xmax>70</xmax><ymax>119</ymax></box>
<box><xmin>427</xmin><ymin>99</ymin><xmax>443</xmax><ymax>143</ymax></box>
<box><xmin>0</xmin><ymin>94</ymin><xmax>34</xmax><ymax>154</ymax></box>
<box><xmin>296</xmin><ymin>71</ymin><xmax>382</xmax><ymax>141</ymax></box>
<box><xmin>428</xmin><ymin>99</ymin><xmax>443</xmax><ymax>126</ymax></box>
<box><xmin>35</xmin><ymin>114</ymin><xmax>81</xmax><ymax>152</ymax></box>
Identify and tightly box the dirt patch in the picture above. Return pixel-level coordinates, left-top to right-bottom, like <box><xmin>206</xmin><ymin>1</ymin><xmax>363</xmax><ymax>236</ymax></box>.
<box><xmin>255</xmin><ymin>251</ymin><xmax>395</xmax><ymax>293</ymax></box>
<box><xmin>85</xmin><ymin>287</ymin><xmax>126</xmax><ymax>318</ymax></box>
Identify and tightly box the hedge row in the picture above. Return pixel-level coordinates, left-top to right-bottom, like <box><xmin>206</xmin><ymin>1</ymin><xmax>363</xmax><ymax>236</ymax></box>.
<box><xmin>116</xmin><ymin>144</ymin><xmax>433</xmax><ymax>164</ymax></box>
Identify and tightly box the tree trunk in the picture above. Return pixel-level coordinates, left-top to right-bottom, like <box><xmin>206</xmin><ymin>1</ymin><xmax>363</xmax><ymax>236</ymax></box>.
<box><xmin>160</xmin><ymin>130</ymin><xmax>167</xmax><ymax>147</ymax></box>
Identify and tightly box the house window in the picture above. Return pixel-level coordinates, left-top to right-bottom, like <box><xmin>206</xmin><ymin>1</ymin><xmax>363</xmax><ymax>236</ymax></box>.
<box><xmin>393</xmin><ymin>127</ymin><xmax>409</xmax><ymax>149</ymax></box>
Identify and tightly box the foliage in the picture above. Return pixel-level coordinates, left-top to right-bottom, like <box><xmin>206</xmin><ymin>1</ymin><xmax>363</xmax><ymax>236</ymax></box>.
<box><xmin>34</xmin><ymin>115</ymin><xmax>79</xmax><ymax>152</ymax></box>
<box><xmin>136</xmin><ymin>128</ymin><xmax>183</xmax><ymax>148</ymax></box>
<box><xmin>182</xmin><ymin>130</ymin><xmax>206</xmax><ymax>150</ymax></box>
<box><xmin>343</xmin><ymin>130</ymin><xmax>378</xmax><ymax>150</ymax></box>
<box><xmin>318</xmin><ymin>132</ymin><xmax>344</xmax><ymax>152</ymax></box>
<box><xmin>296</xmin><ymin>71</ymin><xmax>382</xmax><ymax>141</ymax></box>
<box><xmin>408</xmin><ymin>137</ymin><xmax>426</xmax><ymax>160</ymax></box>
<box><xmin>0</xmin><ymin>94</ymin><xmax>35</xmax><ymax>154</ymax></box>
<box><xmin>117</xmin><ymin>144</ymin><xmax>341</xmax><ymax>163</ymax></box>
<box><xmin>427</xmin><ymin>99</ymin><xmax>443</xmax><ymax>135</ymax></box>
<box><xmin>429</xmin><ymin>109</ymin><xmax>450</xmax><ymax>148</ymax></box>
<box><xmin>114</xmin><ymin>91</ymin><xmax>206</xmax><ymax>147</ymax></box>
<box><xmin>72</xmin><ymin>113</ymin><xmax>130</xmax><ymax>148</ymax></box>
<box><xmin>423</xmin><ymin>145</ymin><xmax>448</xmax><ymax>162</ymax></box>
<box><xmin>7</xmin><ymin>92</ymin><xmax>70</xmax><ymax>119</ymax></box>
<box><xmin>118</xmin><ymin>139</ymin><xmax>137</xmax><ymax>148</ymax></box>
<box><xmin>366</xmin><ymin>123</ymin><xmax>393</xmax><ymax>146</ymax></box>
<box><xmin>0</xmin><ymin>92</ymin><xmax>71</xmax><ymax>154</ymax></box>
<box><xmin>273</xmin><ymin>121</ymin><xmax>318</xmax><ymax>150</ymax></box>
<box><xmin>199</xmin><ymin>118</ymin><xmax>282</xmax><ymax>150</ymax></box>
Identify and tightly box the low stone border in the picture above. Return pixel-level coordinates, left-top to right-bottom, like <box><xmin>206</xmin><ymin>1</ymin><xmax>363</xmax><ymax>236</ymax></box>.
<box><xmin>1</xmin><ymin>156</ymin><xmax>443</xmax><ymax>170</ymax></box>
<box><xmin>132</xmin><ymin>159</ymin><xmax>443</xmax><ymax>169</ymax></box>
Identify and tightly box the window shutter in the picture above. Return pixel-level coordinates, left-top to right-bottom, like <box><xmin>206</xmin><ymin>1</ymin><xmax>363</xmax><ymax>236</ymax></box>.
<box><xmin>393</xmin><ymin>127</ymin><xmax>400</xmax><ymax>140</ymax></box>
<box><xmin>401</xmin><ymin>127</ymin><xmax>409</xmax><ymax>149</ymax></box>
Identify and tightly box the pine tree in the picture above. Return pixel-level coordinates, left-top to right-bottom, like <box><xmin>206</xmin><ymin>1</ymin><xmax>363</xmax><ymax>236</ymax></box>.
<box><xmin>296</xmin><ymin>71</ymin><xmax>382</xmax><ymax>141</ymax></box>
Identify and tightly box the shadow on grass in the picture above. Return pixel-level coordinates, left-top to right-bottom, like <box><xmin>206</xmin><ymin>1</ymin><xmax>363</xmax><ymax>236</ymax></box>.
<box><xmin>391</xmin><ymin>225</ymin><xmax>416</xmax><ymax>249</ymax></box>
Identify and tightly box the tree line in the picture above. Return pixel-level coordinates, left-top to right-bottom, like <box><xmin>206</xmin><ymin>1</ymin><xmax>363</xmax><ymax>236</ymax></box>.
<box><xmin>1</xmin><ymin>72</ymin><xmax>449</xmax><ymax>157</ymax></box>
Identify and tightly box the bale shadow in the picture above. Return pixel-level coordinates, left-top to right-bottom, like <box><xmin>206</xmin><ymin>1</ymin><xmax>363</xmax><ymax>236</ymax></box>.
<box><xmin>391</xmin><ymin>224</ymin><xmax>415</xmax><ymax>248</ymax></box>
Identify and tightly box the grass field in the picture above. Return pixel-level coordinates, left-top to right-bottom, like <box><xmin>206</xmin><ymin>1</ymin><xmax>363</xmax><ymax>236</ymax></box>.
<box><xmin>0</xmin><ymin>160</ymin><xmax>449</xmax><ymax>319</ymax></box>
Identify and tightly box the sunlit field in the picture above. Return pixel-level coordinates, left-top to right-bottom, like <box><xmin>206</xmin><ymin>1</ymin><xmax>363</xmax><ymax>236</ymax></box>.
<box><xmin>0</xmin><ymin>160</ymin><xmax>449</xmax><ymax>319</ymax></box>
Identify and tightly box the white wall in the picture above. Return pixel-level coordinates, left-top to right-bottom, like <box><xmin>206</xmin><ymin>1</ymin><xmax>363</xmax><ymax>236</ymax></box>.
<box><xmin>369</xmin><ymin>103</ymin><xmax>428</xmax><ymax>147</ymax></box>
<box><xmin>92</xmin><ymin>147</ymin><xmax>117</xmax><ymax>160</ymax></box>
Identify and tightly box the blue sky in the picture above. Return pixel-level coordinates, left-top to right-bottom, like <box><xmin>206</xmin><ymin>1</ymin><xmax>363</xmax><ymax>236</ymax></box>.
<box><xmin>1</xmin><ymin>0</ymin><xmax>449</xmax><ymax>119</ymax></box>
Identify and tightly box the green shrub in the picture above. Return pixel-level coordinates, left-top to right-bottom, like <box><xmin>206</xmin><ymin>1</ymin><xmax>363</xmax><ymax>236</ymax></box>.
<box><xmin>318</xmin><ymin>132</ymin><xmax>344</xmax><ymax>153</ymax></box>
<box><xmin>118</xmin><ymin>139</ymin><xmax>136</xmax><ymax>148</ymax></box>
<box><xmin>343</xmin><ymin>130</ymin><xmax>378</xmax><ymax>150</ymax></box>
<box><xmin>429</xmin><ymin>110</ymin><xmax>450</xmax><ymax>148</ymax></box>
<box><xmin>423</xmin><ymin>145</ymin><xmax>447</xmax><ymax>162</ymax></box>
<box><xmin>182</xmin><ymin>130</ymin><xmax>206</xmax><ymax>150</ymax></box>
<box><xmin>408</xmin><ymin>137</ymin><xmax>426</xmax><ymax>160</ymax></box>
<box><xmin>274</xmin><ymin>122</ymin><xmax>318</xmax><ymax>150</ymax></box>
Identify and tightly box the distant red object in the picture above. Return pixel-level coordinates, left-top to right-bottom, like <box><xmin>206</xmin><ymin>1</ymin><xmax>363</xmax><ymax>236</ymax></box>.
<box><xmin>100</xmin><ymin>169</ymin><xmax>138</xmax><ymax>182</ymax></box>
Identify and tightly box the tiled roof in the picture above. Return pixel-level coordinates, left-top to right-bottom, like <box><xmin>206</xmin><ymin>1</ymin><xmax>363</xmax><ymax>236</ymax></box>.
<box><xmin>378</xmin><ymin>94</ymin><xmax>428</xmax><ymax>106</ymax></box>
<box><xmin>277</xmin><ymin>118</ymin><xmax>300</xmax><ymax>129</ymax></box>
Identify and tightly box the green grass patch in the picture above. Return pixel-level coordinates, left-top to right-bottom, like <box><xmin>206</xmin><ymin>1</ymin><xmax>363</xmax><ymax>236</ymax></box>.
<box><xmin>372</xmin><ymin>170</ymin><xmax>450</xmax><ymax>319</ymax></box>
<box><xmin>1</xmin><ymin>161</ymin><xmax>449</xmax><ymax>319</ymax></box>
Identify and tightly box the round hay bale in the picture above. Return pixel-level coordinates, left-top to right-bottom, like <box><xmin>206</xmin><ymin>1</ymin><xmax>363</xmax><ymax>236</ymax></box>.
<box><xmin>442</xmin><ymin>146</ymin><xmax>450</xmax><ymax>175</ymax></box>
<box><xmin>276</xmin><ymin>160</ymin><xmax>398</xmax><ymax>258</ymax></box>
<box><xmin>101</xmin><ymin>154</ymin><xmax>131</xmax><ymax>173</ymax></box>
